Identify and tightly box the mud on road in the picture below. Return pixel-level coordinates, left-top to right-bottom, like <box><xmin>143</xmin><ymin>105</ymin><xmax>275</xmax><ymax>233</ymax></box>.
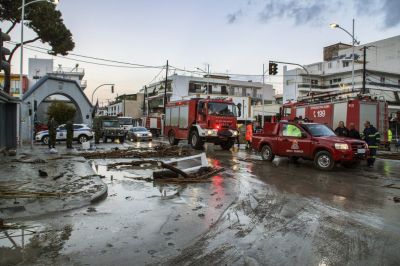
<box><xmin>1</xmin><ymin>142</ymin><xmax>400</xmax><ymax>266</ymax></box>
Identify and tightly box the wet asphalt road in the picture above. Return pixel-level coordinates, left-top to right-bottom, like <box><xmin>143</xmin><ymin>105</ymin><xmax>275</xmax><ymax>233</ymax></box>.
<box><xmin>1</xmin><ymin>141</ymin><xmax>400</xmax><ymax>266</ymax></box>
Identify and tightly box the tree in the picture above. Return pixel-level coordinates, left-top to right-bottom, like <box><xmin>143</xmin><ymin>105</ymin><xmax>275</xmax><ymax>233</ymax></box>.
<box><xmin>0</xmin><ymin>0</ymin><xmax>75</xmax><ymax>92</ymax></box>
<box><xmin>47</xmin><ymin>101</ymin><xmax>76</xmax><ymax>125</ymax></box>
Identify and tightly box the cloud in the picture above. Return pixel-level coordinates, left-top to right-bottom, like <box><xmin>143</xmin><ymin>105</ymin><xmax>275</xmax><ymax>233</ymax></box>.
<box><xmin>227</xmin><ymin>10</ymin><xmax>243</xmax><ymax>24</ymax></box>
<box><xmin>230</xmin><ymin>0</ymin><xmax>400</xmax><ymax>29</ymax></box>
<box><xmin>382</xmin><ymin>0</ymin><xmax>400</xmax><ymax>27</ymax></box>
<box><xmin>259</xmin><ymin>0</ymin><xmax>328</xmax><ymax>25</ymax></box>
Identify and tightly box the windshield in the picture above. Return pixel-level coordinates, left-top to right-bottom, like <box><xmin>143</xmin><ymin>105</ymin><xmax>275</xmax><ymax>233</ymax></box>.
<box><xmin>302</xmin><ymin>124</ymin><xmax>336</xmax><ymax>137</ymax></box>
<box><xmin>132</xmin><ymin>127</ymin><xmax>147</xmax><ymax>132</ymax></box>
<box><xmin>118</xmin><ymin>118</ymin><xmax>132</xmax><ymax>125</ymax></box>
<box><xmin>103</xmin><ymin>121</ymin><xmax>120</xmax><ymax>128</ymax></box>
<box><xmin>208</xmin><ymin>102</ymin><xmax>237</xmax><ymax>116</ymax></box>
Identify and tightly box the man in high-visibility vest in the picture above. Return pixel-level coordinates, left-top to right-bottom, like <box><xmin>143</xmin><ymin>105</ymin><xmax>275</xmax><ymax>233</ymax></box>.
<box><xmin>245</xmin><ymin>123</ymin><xmax>253</xmax><ymax>149</ymax></box>
<box><xmin>362</xmin><ymin>121</ymin><xmax>380</xmax><ymax>167</ymax></box>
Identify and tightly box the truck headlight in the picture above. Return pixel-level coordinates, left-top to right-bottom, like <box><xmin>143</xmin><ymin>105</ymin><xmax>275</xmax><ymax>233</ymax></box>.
<box><xmin>148</xmin><ymin>133</ymin><xmax>152</xmax><ymax>137</ymax></box>
<box><xmin>233</xmin><ymin>130</ymin><xmax>238</xmax><ymax>136</ymax></box>
<box><xmin>207</xmin><ymin>129</ymin><xmax>217</xmax><ymax>136</ymax></box>
<box><xmin>334</xmin><ymin>143</ymin><xmax>349</xmax><ymax>150</ymax></box>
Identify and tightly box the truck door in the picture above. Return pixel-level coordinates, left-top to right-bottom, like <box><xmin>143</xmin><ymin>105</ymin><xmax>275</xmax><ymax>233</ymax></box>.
<box><xmin>278</xmin><ymin>123</ymin><xmax>310</xmax><ymax>157</ymax></box>
<box><xmin>197</xmin><ymin>101</ymin><xmax>207</xmax><ymax>128</ymax></box>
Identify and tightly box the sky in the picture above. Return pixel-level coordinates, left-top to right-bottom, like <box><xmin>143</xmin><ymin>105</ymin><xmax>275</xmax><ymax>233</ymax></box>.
<box><xmin>3</xmin><ymin>0</ymin><xmax>400</xmax><ymax>105</ymax></box>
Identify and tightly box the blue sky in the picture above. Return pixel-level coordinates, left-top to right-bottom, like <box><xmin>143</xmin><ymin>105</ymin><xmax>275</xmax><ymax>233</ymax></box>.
<box><xmin>4</xmin><ymin>0</ymin><xmax>400</xmax><ymax>104</ymax></box>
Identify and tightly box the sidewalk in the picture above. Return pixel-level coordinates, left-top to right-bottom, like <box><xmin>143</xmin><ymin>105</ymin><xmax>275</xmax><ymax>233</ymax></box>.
<box><xmin>0</xmin><ymin>145</ymin><xmax>107</xmax><ymax>221</ymax></box>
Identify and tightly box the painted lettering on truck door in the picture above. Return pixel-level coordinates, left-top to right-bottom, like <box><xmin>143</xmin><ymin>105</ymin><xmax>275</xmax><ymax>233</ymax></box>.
<box><xmin>278</xmin><ymin>123</ymin><xmax>310</xmax><ymax>157</ymax></box>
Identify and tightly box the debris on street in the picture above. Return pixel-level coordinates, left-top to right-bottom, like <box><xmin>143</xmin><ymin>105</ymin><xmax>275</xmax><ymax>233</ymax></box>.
<box><xmin>377</xmin><ymin>153</ymin><xmax>400</xmax><ymax>160</ymax></box>
<box><xmin>80</xmin><ymin>144</ymin><xmax>194</xmax><ymax>159</ymax></box>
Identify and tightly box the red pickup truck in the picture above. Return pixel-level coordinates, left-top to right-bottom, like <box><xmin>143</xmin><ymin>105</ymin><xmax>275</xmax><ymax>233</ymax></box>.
<box><xmin>251</xmin><ymin>122</ymin><xmax>369</xmax><ymax>170</ymax></box>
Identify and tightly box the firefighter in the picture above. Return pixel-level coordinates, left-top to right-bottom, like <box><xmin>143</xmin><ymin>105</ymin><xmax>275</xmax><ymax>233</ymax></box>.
<box><xmin>348</xmin><ymin>123</ymin><xmax>360</xmax><ymax>139</ymax></box>
<box><xmin>362</xmin><ymin>121</ymin><xmax>380</xmax><ymax>167</ymax></box>
<box><xmin>47</xmin><ymin>117</ymin><xmax>57</xmax><ymax>149</ymax></box>
<box><xmin>245</xmin><ymin>123</ymin><xmax>253</xmax><ymax>149</ymax></box>
<box><xmin>66</xmin><ymin>120</ymin><xmax>73</xmax><ymax>149</ymax></box>
<box><xmin>93</xmin><ymin>118</ymin><xmax>101</xmax><ymax>144</ymax></box>
<box><xmin>335</xmin><ymin>121</ymin><xmax>348</xmax><ymax>137</ymax></box>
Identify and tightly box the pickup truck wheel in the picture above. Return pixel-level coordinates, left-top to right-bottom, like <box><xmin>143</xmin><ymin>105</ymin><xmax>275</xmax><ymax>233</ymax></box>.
<box><xmin>168</xmin><ymin>131</ymin><xmax>179</xmax><ymax>145</ymax></box>
<box><xmin>314</xmin><ymin>151</ymin><xmax>334</xmax><ymax>170</ymax></box>
<box><xmin>190</xmin><ymin>130</ymin><xmax>203</xmax><ymax>150</ymax></box>
<box><xmin>42</xmin><ymin>136</ymin><xmax>49</xmax><ymax>145</ymax></box>
<box><xmin>103</xmin><ymin>136</ymin><xmax>107</xmax><ymax>143</ymax></box>
<box><xmin>220</xmin><ymin>140</ymin><xmax>234</xmax><ymax>150</ymax></box>
<box><xmin>78</xmin><ymin>134</ymin><xmax>88</xmax><ymax>144</ymax></box>
<box><xmin>119</xmin><ymin>137</ymin><xmax>125</xmax><ymax>144</ymax></box>
<box><xmin>261</xmin><ymin>145</ymin><xmax>275</xmax><ymax>162</ymax></box>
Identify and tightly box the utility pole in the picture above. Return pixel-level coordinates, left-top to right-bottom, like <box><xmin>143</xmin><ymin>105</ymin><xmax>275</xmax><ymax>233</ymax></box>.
<box><xmin>143</xmin><ymin>85</ymin><xmax>147</xmax><ymax>116</ymax></box>
<box><xmin>362</xmin><ymin>46</ymin><xmax>367</xmax><ymax>95</ymax></box>
<box><xmin>262</xmin><ymin>63</ymin><xmax>265</xmax><ymax>126</ymax></box>
<box><xmin>164</xmin><ymin>60</ymin><xmax>169</xmax><ymax>114</ymax></box>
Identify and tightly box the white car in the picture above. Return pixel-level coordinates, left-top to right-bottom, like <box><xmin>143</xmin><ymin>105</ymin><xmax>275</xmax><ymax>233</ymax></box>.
<box><xmin>35</xmin><ymin>124</ymin><xmax>93</xmax><ymax>145</ymax></box>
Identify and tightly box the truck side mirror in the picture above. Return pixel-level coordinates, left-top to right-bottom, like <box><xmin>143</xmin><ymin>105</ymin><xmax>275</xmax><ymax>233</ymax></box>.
<box><xmin>237</xmin><ymin>103</ymin><xmax>242</xmax><ymax>117</ymax></box>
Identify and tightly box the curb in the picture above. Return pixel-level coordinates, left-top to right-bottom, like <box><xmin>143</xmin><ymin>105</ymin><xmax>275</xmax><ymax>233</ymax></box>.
<box><xmin>90</xmin><ymin>176</ymin><xmax>108</xmax><ymax>203</ymax></box>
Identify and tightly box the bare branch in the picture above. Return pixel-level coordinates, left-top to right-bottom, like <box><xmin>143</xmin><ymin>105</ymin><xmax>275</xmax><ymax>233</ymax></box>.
<box><xmin>7</xmin><ymin>37</ymin><xmax>41</xmax><ymax>63</ymax></box>
<box><xmin>6</xmin><ymin>21</ymin><xmax>18</xmax><ymax>34</ymax></box>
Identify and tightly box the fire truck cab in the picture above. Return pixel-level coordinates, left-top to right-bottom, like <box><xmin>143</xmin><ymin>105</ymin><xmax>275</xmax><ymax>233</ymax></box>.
<box><xmin>165</xmin><ymin>98</ymin><xmax>240</xmax><ymax>150</ymax></box>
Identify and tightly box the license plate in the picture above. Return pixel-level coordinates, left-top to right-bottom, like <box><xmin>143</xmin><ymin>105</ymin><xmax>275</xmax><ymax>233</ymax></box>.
<box><xmin>357</xmin><ymin>148</ymin><xmax>366</xmax><ymax>154</ymax></box>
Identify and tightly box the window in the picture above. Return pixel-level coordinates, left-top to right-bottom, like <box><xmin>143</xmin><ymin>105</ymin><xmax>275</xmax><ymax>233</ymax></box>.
<box><xmin>282</xmin><ymin>124</ymin><xmax>302</xmax><ymax>137</ymax></box>
<box><xmin>311</xmin><ymin>80</ymin><xmax>319</xmax><ymax>85</ymax></box>
<box><xmin>221</xmin><ymin>85</ymin><xmax>228</xmax><ymax>95</ymax></box>
<box><xmin>283</xmin><ymin>107</ymin><xmax>292</xmax><ymax>116</ymax></box>
<box><xmin>343</xmin><ymin>61</ymin><xmax>349</xmax><ymax>67</ymax></box>
<box><xmin>207</xmin><ymin>85</ymin><xmax>212</xmax><ymax>94</ymax></box>
<box><xmin>380</xmin><ymin>77</ymin><xmax>385</xmax><ymax>83</ymax></box>
<box><xmin>73</xmin><ymin>125</ymin><xmax>83</xmax><ymax>129</ymax></box>
<box><xmin>328</xmin><ymin>62</ymin><xmax>332</xmax><ymax>69</ymax></box>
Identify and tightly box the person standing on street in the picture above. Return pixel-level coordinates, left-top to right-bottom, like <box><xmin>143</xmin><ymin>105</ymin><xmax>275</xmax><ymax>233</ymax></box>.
<box><xmin>348</xmin><ymin>123</ymin><xmax>360</xmax><ymax>139</ymax></box>
<box><xmin>362</xmin><ymin>121</ymin><xmax>380</xmax><ymax>167</ymax></box>
<box><xmin>245</xmin><ymin>123</ymin><xmax>253</xmax><ymax>150</ymax></box>
<box><xmin>335</xmin><ymin>121</ymin><xmax>348</xmax><ymax>137</ymax></box>
<box><xmin>47</xmin><ymin>117</ymin><xmax>57</xmax><ymax>149</ymax></box>
<box><xmin>66</xmin><ymin>120</ymin><xmax>73</xmax><ymax>149</ymax></box>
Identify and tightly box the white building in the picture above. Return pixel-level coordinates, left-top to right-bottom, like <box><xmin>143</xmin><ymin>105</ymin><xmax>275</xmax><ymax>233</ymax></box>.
<box><xmin>142</xmin><ymin>74</ymin><xmax>275</xmax><ymax>122</ymax></box>
<box><xmin>107</xmin><ymin>93</ymin><xmax>144</xmax><ymax>118</ymax></box>
<box><xmin>28</xmin><ymin>58</ymin><xmax>87</xmax><ymax>90</ymax></box>
<box><xmin>283</xmin><ymin>35</ymin><xmax>400</xmax><ymax>116</ymax></box>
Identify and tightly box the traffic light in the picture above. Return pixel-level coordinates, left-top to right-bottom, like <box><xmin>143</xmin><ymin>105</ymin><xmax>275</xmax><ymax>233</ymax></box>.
<box><xmin>0</xmin><ymin>29</ymin><xmax>10</xmax><ymax>73</ymax></box>
<box><xmin>111</xmin><ymin>85</ymin><xmax>114</xmax><ymax>93</ymax></box>
<box><xmin>269</xmin><ymin>62</ymin><xmax>278</xmax><ymax>75</ymax></box>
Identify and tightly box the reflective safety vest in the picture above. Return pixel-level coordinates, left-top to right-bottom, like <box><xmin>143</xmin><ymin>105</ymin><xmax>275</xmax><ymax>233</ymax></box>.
<box><xmin>388</xmin><ymin>129</ymin><xmax>393</xmax><ymax>142</ymax></box>
<box><xmin>246</xmin><ymin>124</ymin><xmax>253</xmax><ymax>141</ymax></box>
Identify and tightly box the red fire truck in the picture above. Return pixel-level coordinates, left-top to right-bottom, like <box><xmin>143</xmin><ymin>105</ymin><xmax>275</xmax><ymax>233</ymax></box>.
<box><xmin>165</xmin><ymin>98</ymin><xmax>240</xmax><ymax>150</ymax></box>
<box><xmin>281</xmin><ymin>97</ymin><xmax>389</xmax><ymax>144</ymax></box>
<box><xmin>142</xmin><ymin>116</ymin><xmax>162</xmax><ymax>137</ymax></box>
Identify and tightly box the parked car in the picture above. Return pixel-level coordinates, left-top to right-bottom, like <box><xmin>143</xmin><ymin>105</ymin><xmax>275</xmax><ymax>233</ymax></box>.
<box><xmin>127</xmin><ymin>127</ymin><xmax>152</xmax><ymax>142</ymax></box>
<box><xmin>36</xmin><ymin>124</ymin><xmax>93</xmax><ymax>145</ymax></box>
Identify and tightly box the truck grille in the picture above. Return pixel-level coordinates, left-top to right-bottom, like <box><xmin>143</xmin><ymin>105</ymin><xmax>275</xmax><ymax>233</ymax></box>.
<box><xmin>351</xmin><ymin>142</ymin><xmax>366</xmax><ymax>153</ymax></box>
<box><xmin>220</xmin><ymin>122</ymin><xmax>231</xmax><ymax>128</ymax></box>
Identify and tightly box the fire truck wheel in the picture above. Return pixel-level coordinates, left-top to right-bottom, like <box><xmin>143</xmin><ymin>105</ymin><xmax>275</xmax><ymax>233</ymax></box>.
<box><xmin>221</xmin><ymin>140</ymin><xmax>234</xmax><ymax>150</ymax></box>
<box><xmin>261</xmin><ymin>145</ymin><xmax>275</xmax><ymax>162</ymax></box>
<box><xmin>190</xmin><ymin>130</ymin><xmax>204</xmax><ymax>150</ymax></box>
<box><xmin>168</xmin><ymin>131</ymin><xmax>179</xmax><ymax>145</ymax></box>
<box><xmin>314</xmin><ymin>151</ymin><xmax>334</xmax><ymax>170</ymax></box>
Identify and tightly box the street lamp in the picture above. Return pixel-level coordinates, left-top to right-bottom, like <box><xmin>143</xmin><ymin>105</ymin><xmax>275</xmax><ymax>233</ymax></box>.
<box><xmin>196</xmin><ymin>64</ymin><xmax>210</xmax><ymax>95</ymax></box>
<box><xmin>329</xmin><ymin>19</ymin><xmax>360</xmax><ymax>91</ymax></box>
<box><xmin>91</xmin><ymin>84</ymin><xmax>115</xmax><ymax>105</ymax></box>
<box><xmin>18</xmin><ymin>0</ymin><xmax>59</xmax><ymax>98</ymax></box>
<box><xmin>17</xmin><ymin>0</ymin><xmax>58</xmax><ymax>147</ymax></box>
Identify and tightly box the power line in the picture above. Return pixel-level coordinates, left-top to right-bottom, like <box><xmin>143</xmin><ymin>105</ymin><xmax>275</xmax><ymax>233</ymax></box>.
<box><xmin>22</xmin><ymin>46</ymin><xmax>164</xmax><ymax>69</ymax></box>
<box><xmin>6</xmin><ymin>41</ymin><xmax>165</xmax><ymax>69</ymax></box>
